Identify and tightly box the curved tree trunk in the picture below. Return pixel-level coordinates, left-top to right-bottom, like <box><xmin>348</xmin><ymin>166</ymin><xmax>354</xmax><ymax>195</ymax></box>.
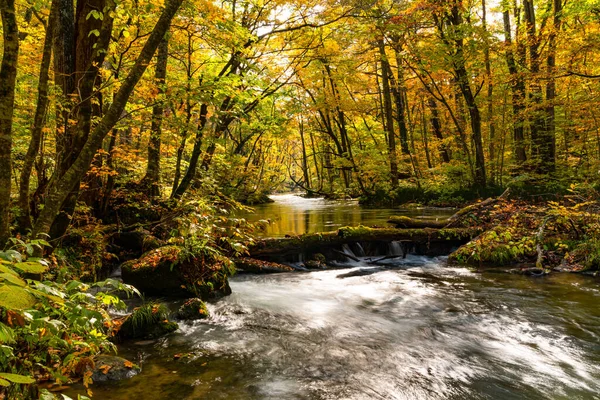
<box><xmin>33</xmin><ymin>0</ymin><xmax>185</xmax><ymax>238</ymax></box>
<box><xmin>141</xmin><ymin>36</ymin><xmax>169</xmax><ymax>197</ymax></box>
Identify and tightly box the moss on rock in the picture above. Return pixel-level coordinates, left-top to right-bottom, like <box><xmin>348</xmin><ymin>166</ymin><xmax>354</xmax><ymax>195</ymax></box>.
<box><xmin>121</xmin><ymin>245</ymin><xmax>233</xmax><ymax>299</ymax></box>
<box><xmin>175</xmin><ymin>298</ymin><xmax>209</xmax><ymax>321</ymax></box>
<box><xmin>118</xmin><ymin>303</ymin><xmax>178</xmax><ymax>340</ymax></box>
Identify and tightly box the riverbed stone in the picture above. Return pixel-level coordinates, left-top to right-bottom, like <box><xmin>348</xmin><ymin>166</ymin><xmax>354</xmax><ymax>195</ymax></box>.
<box><xmin>117</xmin><ymin>303</ymin><xmax>179</xmax><ymax>340</ymax></box>
<box><xmin>90</xmin><ymin>355</ymin><xmax>141</xmax><ymax>383</ymax></box>
<box><xmin>175</xmin><ymin>298</ymin><xmax>210</xmax><ymax>320</ymax></box>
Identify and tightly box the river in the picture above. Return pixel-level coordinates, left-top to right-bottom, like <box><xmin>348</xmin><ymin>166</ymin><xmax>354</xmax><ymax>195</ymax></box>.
<box><xmin>237</xmin><ymin>193</ymin><xmax>455</xmax><ymax>237</ymax></box>
<box><xmin>67</xmin><ymin>195</ymin><xmax>600</xmax><ymax>399</ymax></box>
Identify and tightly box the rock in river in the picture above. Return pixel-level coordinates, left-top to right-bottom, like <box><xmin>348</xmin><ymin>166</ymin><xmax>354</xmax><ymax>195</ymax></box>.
<box><xmin>121</xmin><ymin>245</ymin><xmax>233</xmax><ymax>299</ymax></box>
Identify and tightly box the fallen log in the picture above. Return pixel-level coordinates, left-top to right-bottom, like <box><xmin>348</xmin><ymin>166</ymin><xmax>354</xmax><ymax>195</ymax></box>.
<box><xmin>387</xmin><ymin>216</ymin><xmax>447</xmax><ymax>229</ymax></box>
<box><xmin>249</xmin><ymin>226</ymin><xmax>481</xmax><ymax>257</ymax></box>
<box><xmin>445</xmin><ymin>188</ymin><xmax>511</xmax><ymax>228</ymax></box>
<box><xmin>234</xmin><ymin>257</ymin><xmax>295</xmax><ymax>273</ymax></box>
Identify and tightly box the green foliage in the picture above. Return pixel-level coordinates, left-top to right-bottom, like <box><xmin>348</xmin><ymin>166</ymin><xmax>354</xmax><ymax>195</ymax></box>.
<box><xmin>118</xmin><ymin>302</ymin><xmax>177</xmax><ymax>339</ymax></box>
<box><xmin>0</xmin><ymin>242</ymin><xmax>141</xmax><ymax>399</ymax></box>
<box><xmin>451</xmin><ymin>226</ymin><xmax>536</xmax><ymax>265</ymax></box>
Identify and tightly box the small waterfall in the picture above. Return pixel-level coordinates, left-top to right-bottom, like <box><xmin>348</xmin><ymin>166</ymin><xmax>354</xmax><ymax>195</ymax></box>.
<box><xmin>354</xmin><ymin>242</ymin><xmax>366</xmax><ymax>257</ymax></box>
<box><xmin>388</xmin><ymin>241</ymin><xmax>403</xmax><ymax>257</ymax></box>
<box><xmin>341</xmin><ymin>244</ymin><xmax>357</xmax><ymax>259</ymax></box>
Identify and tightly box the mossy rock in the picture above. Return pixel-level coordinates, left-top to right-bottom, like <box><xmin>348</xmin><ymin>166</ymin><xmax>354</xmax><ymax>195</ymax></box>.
<box><xmin>234</xmin><ymin>257</ymin><xmax>294</xmax><ymax>273</ymax></box>
<box><xmin>304</xmin><ymin>253</ymin><xmax>327</xmax><ymax>269</ymax></box>
<box><xmin>89</xmin><ymin>355</ymin><xmax>141</xmax><ymax>382</ymax></box>
<box><xmin>175</xmin><ymin>298</ymin><xmax>209</xmax><ymax>321</ymax></box>
<box><xmin>118</xmin><ymin>303</ymin><xmax>179</xmax><ymax>340</ymax></box>
<box><xmin>121</xmin><ymin>245</ymin><xmax>233</xmax><ymax>299</ymax></box>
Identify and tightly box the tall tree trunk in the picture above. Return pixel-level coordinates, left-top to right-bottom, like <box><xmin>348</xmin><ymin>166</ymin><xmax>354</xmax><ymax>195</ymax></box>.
<box><xmin>378</xmin><ymin>36</ymin><xmax>399</xmax><ymax>187</ymax></box>
<box><xmin>543</xmin><ymin>0</ymin><xmax>562</xmax><ymax>174</ymax></box>
<box><xmin>420</xmin><ymin>96</ymin><xmax>433</xmax><ymax>169</ymax></box>
<box><xmin>482</xmin><ymin>0</ymin><xmax>496</xmax><ymax>182</ymax></box>
<box><xmin>142</xmin><ymin>36</ymin><xmax>169</xmax><ymax>196</ymax></box>
<box><xmin>33</xmin><ymin>0</ymin><xmax>184</xmax><ymax>238</ymax></box>
<box><xmin>49</xmin><ymin>0</ymin><xmax>115</xmax><ymax>240</ymax></box>
<box><xmin>428</xmin><ymin>98</ymin><xmax>451</xmax><ymax>163</ymax></box>
<box><xmin>503</xmin><ymin>6</ymin><xmax>527</xmax><ymax>165</ymax></box>
<box><xmin>172</xmin><ymin>103</ymin><xmax>208</xmax><ymax>199</ymax></box>
<box><xmin>0</xmin><ymin>0</ymin><xmax>19</xmax><ymax>244</ymax></box>
<box><xmin>390</xmin><ymin>38</ymin><xmax>410</xmax><ymax>155</ymax></box>
<box><xmin>299</xmin><ymin>117</ymin><xmax>311</xmax><ymax>190</ymax></box>
<box><xmin>523</xmin><ymin>0</ymin><xmax>544</xmax><ymax>167</ymax></box>
<box><xmin>18</xmin><ymin>0</ymin><xmax>58</xmax><ymax>233</ymax></box>
<box><xmin>445</xmin><ymin>4</ymin><xmax>486</xmax><ymax>187</ymax></box>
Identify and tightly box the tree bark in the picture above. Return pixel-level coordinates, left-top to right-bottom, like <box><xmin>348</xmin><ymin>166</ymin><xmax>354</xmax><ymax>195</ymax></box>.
<box><xmin>0</xmin><ymin>0</ymin><xmax>19</xmax><ymax>244</ymax></box>
<box><xmin>142</xmin><ymin>36</ymin><xmax>169</xmax><ymax>196</ymax></box>
<box><xmin>543</xmin><ymin>0</ymin><xmax>562</xmax><ymax>174</ymax></box>
<box><xmin>427</xmin><ymin>98</ymin><xmax>451</xmax><ymax>163</ymax></box>
<box><xmin>378</xmin><ymin>36</ymin><xmax>399</xmax><ymax>187</ymax></box>
<box><xmin>18</xmin><ymin>0</ymin><xmax>58</xmax><ymax>233</ymax></box>
<box><xmin>172</xmin><ymin>103</ymin><xmax>208</xmax><ymax>199</ymax></box>
<box><xmin>482</xmin><ymin>0</ymin><xmax>496</xmax><ymax>181</ymax></box>
<box><xmin>503</xmin><ymin>6</ymin><xmax>527</xmax><ymax>165</ymax></box>
<box><xmin>523</xmin><ymin>0</ymin><xmax>544</xmax><ymax>168</ymax></box>
<box><xmin>33</xmin><ymin>0</ymin><xmax>185</xmax><ymax>238</ymax></box>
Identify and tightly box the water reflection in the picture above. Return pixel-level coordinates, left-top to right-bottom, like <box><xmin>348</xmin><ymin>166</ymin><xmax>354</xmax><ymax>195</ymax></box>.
<box><xmin>238</xmin><ymin>194</ymin><xmax>455</xmax><ymax>237</ymax></box>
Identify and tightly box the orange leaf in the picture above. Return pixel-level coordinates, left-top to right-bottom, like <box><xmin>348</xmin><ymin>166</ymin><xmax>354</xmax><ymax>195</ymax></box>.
<box><xmin>99</xmin><ymin>365</ymin><xmax>112</xmax><ymax>375</ymax></box>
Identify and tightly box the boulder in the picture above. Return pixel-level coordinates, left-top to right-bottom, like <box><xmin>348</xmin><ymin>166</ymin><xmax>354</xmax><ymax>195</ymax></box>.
<box><xmin>89</xmin><ymin>355</ymin><xmax>141</xmax><ymax>383</ymax></box>
<box><xmin>121</xmin><ymin>245</ymin><xmax>233</xmax><ymax>299</ymax></box>
<box><xmin>174</xmin><ymin>298</ymin><xmax>209</xmax><ymax>321</ymax></box>
<box><xmin>117</xmin><ymin>303</ymin><xmax>178</xmax><ymax>340</ymax></box>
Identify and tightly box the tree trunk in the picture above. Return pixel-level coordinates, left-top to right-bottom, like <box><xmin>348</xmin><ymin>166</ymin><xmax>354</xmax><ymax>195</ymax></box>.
<box><xmin>49</xmin><ymin>0</ymin><xmax>115</xmax><ymax>240</ymax></box>
<box><xmin>428</xmin><ymin>98</ymin><xmax>451</xmax><ymax>163</ymax></box>
<box><xmin>482</xmin><ymin>0</ymin><xmax>496</xmax><ymax>181</ymax></box>
<box><xmin>18</xmin><ymin>0</ymin><xmax>58</xmax><ymax>233</ymax></box>
<box><xmin>172</xmin><ymin>103</ymin><xmax>208</xmax><ymax>199</ymax></box>
<box><xmin>503</xmin><ymin>7</ymin><xmax>527</xmax><ymax>165</ymax></box>
<box><xmin>543</xmin><ymin>0</ymin><xmax>562</xmax><ymax>174</ymax></box>
<box><xmin>447</xmin><ymin>4</ymin><xmax>486</xmax><ymax>187</ymax></box>
<box><xmin>378</xmin><ymin>36</ymin><xmax>399</xmax><ymax>187</ymax></box>
<box><xmin>33</xmin><ymin>0</ymin><xmax>184</xmax><ymax>238</ymax></box>
<box><xmin>390</xmin><ymin>39</ymin><xmax>410</xmax><ymax>155</ymax></box>
<box><xmin>299</xmin><ymin>117</ymin><xmax>311</xmax><ymax>189</ymax></box>
<box><xmin>523</xmin><ymin>0</ymin><xmax>544</xmax><ymax>169</ymax></box>
<box><xmin>142</xmin><ymin>36</ymin><xmax>169</xmax><ymax>196</ymax></box>
<box><xmin>0</xmin><ymin>0</ymin><xmax>19</xmax><ymax>244</ymax></box>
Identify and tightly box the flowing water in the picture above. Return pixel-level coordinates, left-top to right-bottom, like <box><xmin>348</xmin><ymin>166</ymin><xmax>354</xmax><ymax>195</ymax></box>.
<box><xmin>237</xmin><ymin>194</ymin><xmax>455</xmax><ymax>237</ymax></box>
<box><xmin>67</xmin><ymin>196</ymin><xmax>600</xmax><ymax>400</ymax></box>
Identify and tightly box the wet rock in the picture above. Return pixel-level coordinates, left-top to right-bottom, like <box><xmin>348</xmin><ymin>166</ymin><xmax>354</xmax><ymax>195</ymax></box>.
<box><xmin>175</xmin><ymin>298</ymin><xmax>209</xmax><ymax>321</ymax></box>
<box><xmin>121</xmin><ymin>245</ymin><xmax>233</xmax><ymax>299</ymax></box>
<box><xmin>234</xmin><ymin>257</ymin><xmax>294</xmax><ymax>273</ymax></box>
<box><xmin>117</xmin><ymin>303</ymin><xmax>179</xmax><ymax>340</ymax></box>
<box><xmin>303</xmin><ymin>253</ymin><xmax>327</xmax><ymax>269</ymax></box>
<box><xmin>90</xmin><ymin>355</ymin><xmax>141</xmax><ymax>383</ymax></box>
